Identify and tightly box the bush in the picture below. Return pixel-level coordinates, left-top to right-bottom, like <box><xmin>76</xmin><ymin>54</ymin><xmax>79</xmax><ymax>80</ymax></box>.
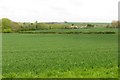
<box><xmin>87</xmin><ymin>24</ymin><xmax>94</xmax><ymax>28</ymax></box>
<box><xmin>3</xmin><ymin>28</ymin><xmax>12</xmax><ymax>33</ymax></box>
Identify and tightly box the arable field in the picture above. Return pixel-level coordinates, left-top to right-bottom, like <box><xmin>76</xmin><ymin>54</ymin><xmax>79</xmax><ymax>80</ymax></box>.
<box><xmin>2</xmin><ymin>29</ymin><xmax>118</xmax><ymax>78</ymax></box>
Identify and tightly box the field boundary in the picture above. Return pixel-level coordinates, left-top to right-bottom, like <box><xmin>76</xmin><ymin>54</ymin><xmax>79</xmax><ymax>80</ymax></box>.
<box><xmin>19</xmin><ymin>31</ymin><xmax>116</xmax><ymax>34</ymax></box>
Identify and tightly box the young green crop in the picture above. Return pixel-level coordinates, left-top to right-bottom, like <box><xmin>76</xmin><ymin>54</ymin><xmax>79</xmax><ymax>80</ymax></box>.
<box><xmin>2</xmin><ymin>33</ymin><xmax>118</xmax><ymax>78</ymax></box>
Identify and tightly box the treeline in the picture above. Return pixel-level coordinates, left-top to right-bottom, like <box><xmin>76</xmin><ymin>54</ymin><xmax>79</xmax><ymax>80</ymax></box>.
<box><xmin>19</xmin><ymin>21</ymin><xmax>66</xmax><ymax>31</ymax></box>
<box><xmin>0</xmin><ymin>18</ymin><xmax>66</xmax><ymax>33</ymax></box>
<box><xmin>0</xmin><ymin>18</ymin><xmax>119</xmax><ymax>33</ymax></box>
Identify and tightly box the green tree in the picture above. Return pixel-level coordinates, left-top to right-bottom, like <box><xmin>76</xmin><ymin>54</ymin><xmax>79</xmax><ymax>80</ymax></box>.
<box><xmin>2</xmin><ymin>18</ymin><xmax>21</xmax><ymax>32</ymax></box>
<box><xmin>2</xmin><ymin>18</ymin><xmax>12</xmax><ymax>32</ymax></box>
<box><xmin>111</xmin><ymin>20</ymin><xmax>118</xmax><ymax>28</ymax></box>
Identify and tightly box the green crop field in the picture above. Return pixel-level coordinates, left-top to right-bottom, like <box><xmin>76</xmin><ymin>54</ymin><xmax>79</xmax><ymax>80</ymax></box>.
<box><xmin>2</xmin><ymin>29</ymin><xmax>118</xmax><ymax>78</ymax></box>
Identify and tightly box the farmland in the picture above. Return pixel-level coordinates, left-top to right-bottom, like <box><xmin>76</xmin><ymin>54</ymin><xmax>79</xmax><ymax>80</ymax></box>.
<box><xmin>2</xmin><ymin>28</ymin><xmax>118</xmax><ymax>78</ymax></box>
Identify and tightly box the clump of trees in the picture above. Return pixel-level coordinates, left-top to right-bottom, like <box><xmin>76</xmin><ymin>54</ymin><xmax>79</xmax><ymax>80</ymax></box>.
<box><xmin>110</xmin><ymin>20</ymin><xmax>118</xmax><ymax>28</ymax></box>
<box><xmin>86</xmin><ymin>24</ymin><xmax>94</xmax><ymax>28</ymax></box>
<box><xmin>106</xmin><ymin>20</ymin><xmax>120</xmax><ymax>28</ymax></box>
<box><xmin>1</xmin><ymin>18</ymin><xmax>21</xmax><ymax>33</ymax></box>
<box><xmin>2</xmin><ymin>18</ymin><xmax>13</xmax><ymax>33</ymax></box>
<box><xmin>19</xmin><ymin>22</ymin><xmax>36</xmax><ymax>31</ymax></box>
<box><xmin>1</xmin><ymin>18</ymin><xmax>67</xmax><ymax>33</ymax></box>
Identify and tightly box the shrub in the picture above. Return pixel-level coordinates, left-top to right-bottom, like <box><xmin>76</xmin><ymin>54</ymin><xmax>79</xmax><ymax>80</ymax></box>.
<box><xmin>3</xmin><ymin>28</ymin><xmax>12</xmax><ymax>33</ymax></box>
<box><xmin>86</xmin><ymin>24</ymin><xmax>94</xmax><ymax>28</ymax></box>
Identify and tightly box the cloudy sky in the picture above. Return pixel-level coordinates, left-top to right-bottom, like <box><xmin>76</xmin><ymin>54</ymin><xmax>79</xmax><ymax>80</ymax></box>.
<box><xmin>0</xmin><ymin>0</ymin><xmax>119</xmax><ymax>22</ymax></box>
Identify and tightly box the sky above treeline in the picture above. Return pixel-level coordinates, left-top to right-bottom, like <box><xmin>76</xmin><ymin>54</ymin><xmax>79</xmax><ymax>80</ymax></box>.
<box><xmin>0</xmin><ymin>0</ymin><xmax>119</xmax><ymax>22</ymax></box>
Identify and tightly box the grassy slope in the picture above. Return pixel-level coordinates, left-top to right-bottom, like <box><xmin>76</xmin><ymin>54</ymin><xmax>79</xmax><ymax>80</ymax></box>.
<box><xmin>2</xmin><ymin>33</ymin><xmax>118</xmax><ymax>78</ymax></box>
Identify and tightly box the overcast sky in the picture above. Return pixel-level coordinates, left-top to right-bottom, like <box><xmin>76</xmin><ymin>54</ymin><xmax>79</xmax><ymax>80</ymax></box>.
<box><xmin>0</xmin><ymin>0</ymin><xmax>119</xmax><ymax>22</ymax></box>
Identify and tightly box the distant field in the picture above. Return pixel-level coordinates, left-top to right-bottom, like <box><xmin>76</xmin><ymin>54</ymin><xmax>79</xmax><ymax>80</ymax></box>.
<box><xmin>2</xmin><ymin>32</ymin><xmax>118</xmax><ymax>78</ymax></box>
<box><xmin>62</xmin><ymin>22</ymin><xmax>110</xmax><ymax>27</ymax></box>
